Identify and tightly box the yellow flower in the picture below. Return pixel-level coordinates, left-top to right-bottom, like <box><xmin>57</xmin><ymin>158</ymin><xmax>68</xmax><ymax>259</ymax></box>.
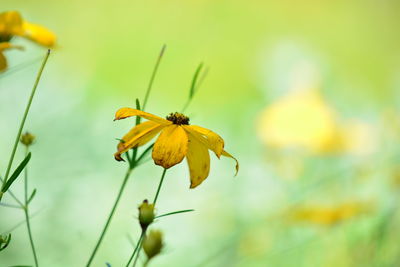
<box><xmin>0</xmin><ymin>42</ymin><xmax>23</xmax><ymax>71</ymax></box>
<box><xmin>290</xmin><ymin>202</ymin><xmax>373</xmax><ymax>226</ymax></box>
<box><xmin>257</xmin><ymin>90</ymin><xmax>340</xmax><ymax>154</ymax></box>
<box><xmin>114</xmin><ymin>108</ymin><xmax>239</xmax><ymax>188</ymax></box>
<box><xmin>0</xmin><ymin>11</ymin><xmax>56</xmax><ymax>47</ymax></box>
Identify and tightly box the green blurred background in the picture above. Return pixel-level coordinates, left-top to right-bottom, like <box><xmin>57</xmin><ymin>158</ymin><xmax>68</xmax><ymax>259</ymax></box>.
<box><xmin>1</xmin><ymin>0</ymin><xmax>400</xmax><ymax>266</ymax></box>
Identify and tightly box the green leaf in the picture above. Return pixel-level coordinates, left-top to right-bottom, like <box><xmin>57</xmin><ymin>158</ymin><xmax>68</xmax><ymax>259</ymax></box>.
<box><xmin>1</xmin><ymin>152</ymin><xmax>31</xmax><ymax>193</ymax></box>
<box><xmin>156</xmin><ymin>209</ymin><xmax>195</xmax><ymax>219</ymax></box>
<box><xmin>27</xmin><ymin>189</ymin><xmax>37</xmax><ymax>204</ymax></box>
<box><xmin>189</xmin><ymin>63</ymin><xmax>204</xmax><ymax>99</ymax></box>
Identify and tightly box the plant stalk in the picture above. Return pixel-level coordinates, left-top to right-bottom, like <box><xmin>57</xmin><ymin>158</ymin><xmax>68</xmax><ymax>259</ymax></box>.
<box><xmin>0</xmin><ymin>50</ymin><xmax>51</xmax><ymax>202</ymax></box>
<box><xmin>86</xmin><ymin>167</ymin><xmax>133</xmax><ymax>266</ymax></box>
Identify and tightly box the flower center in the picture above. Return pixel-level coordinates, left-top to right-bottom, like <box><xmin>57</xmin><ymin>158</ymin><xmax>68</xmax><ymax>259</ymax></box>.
<box><xmin>166</xmin><ymin>112</ymin><xmax>190</xmax><ymax>125</ymax></box>
<box><xmin>0</xmin><ymin>34</ymin><xmax>12</xmax><ymax>43</ymax></box>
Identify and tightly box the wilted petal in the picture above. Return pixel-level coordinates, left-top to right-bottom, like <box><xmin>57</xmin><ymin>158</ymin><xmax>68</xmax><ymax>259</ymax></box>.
<box><xmin>152</xmin><ymin>125</ymin><xmax>188</xmax><ymax>169</ymax></box>
<box><xmin>221</xmin><ymin>150</ymin><xmax>239</xmax><ymax>176</ymax></box>
<box><xmin>184</xmin><ymin>125</ymin><xmax>224</xmax><ymax>157</ymax></box>
<box><xmin>114</xmin><ymin>121</ymin><xmax>165</xmax><ymax>161</ymax></box>
<box><xmin>114</xmin><ymin>108</ymin><xmax>171</xmax><ymax>125</ymax></box>
<box><xmin>186</xmin><ymin>131</ymin><xmax>210</xmax><ymax>188</ymax></box>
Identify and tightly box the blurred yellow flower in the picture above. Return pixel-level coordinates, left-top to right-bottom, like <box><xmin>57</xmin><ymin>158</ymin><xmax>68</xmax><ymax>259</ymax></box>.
<box><xmin>0</xmin><ymin>11</ymin><xmax>56</xmax><ymax>72</ymax></box>
<box><xmin>0</xmin><ymin>11</ymin><xmax>56</xmax><ymax>47</ymax></box>
<box><xmin>257</xmin><ymin>89</ymin><xmax>376</xmax><ymax>155</ymax></box>
<box><xmin>257</xmin><ymin>90</ymin><xmax>341</xmax><ymax>153</ymax></box>
<box><xmin>114</xmin><ymin>108</ymin><xmax>239</xmax><ymax>188</ymax></box>
<box><xmin>290</xmin><ymin>202</ymin><xmax>373</xmax><ymax>226</ymax></box>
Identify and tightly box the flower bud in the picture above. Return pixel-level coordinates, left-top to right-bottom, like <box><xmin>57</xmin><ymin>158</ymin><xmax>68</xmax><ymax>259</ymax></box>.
<box><xmin>138</xmin><ymin>199</ymin><xmax>155</xmax><ymax>230</ymax></box>
<box><xmin>0</xmin><ymin>234</ymin><xmax>11</xmax><ymax>251</ymax></box>
<box><xmin>143</xmin><ymin>230</ymin><xmax>163</xmax><ymax>260</ymax></box>
<box><xmin>20</xmin><ymin>132</ymin><xmax>35</xmax><ymax>146</ymax></box>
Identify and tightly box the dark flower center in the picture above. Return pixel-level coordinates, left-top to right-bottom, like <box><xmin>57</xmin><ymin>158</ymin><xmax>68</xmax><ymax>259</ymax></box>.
<box><xmin>166</xmin><ymin>112</ymin><xmax>190</xmax><ymax>125</ymax></box>
<box><xmin>0</xmin><ymin>34</ymin><xmax>13</xmax><ymax>43</ymax></box>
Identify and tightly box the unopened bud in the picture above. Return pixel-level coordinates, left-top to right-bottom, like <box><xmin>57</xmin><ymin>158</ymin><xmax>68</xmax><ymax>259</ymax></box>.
<box><xmin>0</xmin><ymin>234</ymin><xmax>11</xmax><ymax>251</ymax></box>
<box><xmin>20</xmin><ymin>132</ymin><xmax>35</xmax><ymax>146</ymax></box>
<box><xmin>138</xmin><ymin>199</ymin><xmax>154</xmax><ymax>230</ymax></box>
<box><xmin>143</xmin><ymin>230</ymin><xmax>163</xmax><ymax>260</ymax></box>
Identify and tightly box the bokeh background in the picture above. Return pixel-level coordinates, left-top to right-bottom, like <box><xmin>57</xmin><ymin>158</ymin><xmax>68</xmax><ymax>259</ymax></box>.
<box><xmin>1</xmin><ymin>0</ymin><xmax>400</xmax><ymax>266</ymax></box>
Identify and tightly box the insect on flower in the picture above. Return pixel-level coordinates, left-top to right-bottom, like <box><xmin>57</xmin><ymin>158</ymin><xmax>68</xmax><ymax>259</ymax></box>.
<box><xmin>114</xmin><ymin>108</ymin><xmax>239</xmax><ymax>188</ymax></box>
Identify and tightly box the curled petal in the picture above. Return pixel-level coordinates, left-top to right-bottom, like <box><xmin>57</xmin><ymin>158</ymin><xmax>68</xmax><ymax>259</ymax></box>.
<box><xmin>186</xmin><ymin>131</ymin><xmax>210</xmax><ymax>188</ymax></box>
<box><xmin>114</xmin><ymin>108</ymin><xmax>171</xmax><ymax>125</ymax></box>
<box><xmin>222</xmin><ymin>150</ymin><xmax>239</xmax><ymax>176</ymax></box>
<box><xmin>183</xmin><ymin>125</ymin><xmax>238</xmax><ymax>176</ymax></box>
<box><xmin>152</xmin><ymin>125</ymin><xmax>188</xmax><ymax>169</ymax></box>
<box><xmin>23</xmin><ymin>22</ymin><xmax>56</xmax><ymax>47</ymax></box>
<box><xmin>184</xmin><ymin>125</ymin><xmax>225</xmax><ymax>157</ymax></box>
<box><xmin>114</xmin><ymin>121</ymin><xmax>165</xmax><ymax>161</ymax></box>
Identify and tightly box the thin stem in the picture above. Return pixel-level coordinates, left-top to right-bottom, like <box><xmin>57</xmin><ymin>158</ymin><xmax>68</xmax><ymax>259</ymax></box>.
<box><xmin>141</xmin><ymin>44</ymin><xmax>166</xmax><ymax>112</ymax></box>
<box><xmin>126</xmin><ymin>169</ymin><xmax>168</xmax><ymax>265</ymax></box>
<box><xmin>23</xmin><ymin>147</ymin><xmax>39</xmax><ymax>267</ymax></box>
<box><xmin>181</xmin><ymin>66</ymin><xmax>209</xmax><ymax>113</ymax></box>
<box><xmin>24</xmin><ymin>207</ymin><xmax>39</xmax><ymax>266</ymax></box>
<box><xmin>125</xmin><ymin>231</ymin><xmax>145</xmax><ymax>267</ymax></box>
<box><xmin>0</xmin><ymin>176</ymin><xmax>24</xmax><ymax>206</ymax></box>
<box><xmin>132</xmin><ymin>244</ymin><xmax>141</xmax><ymax>267</ymax></box>
<box><xmin>153</xmin><ymin>168</ymin><xmax>167</xmax><ymax>205</ymax></box>
<box><xmin>1</xmin><ymin>50</ymin><xmax>51</xmax><ymax>202</ymax></box>
<box><xmin>0</xmin><ymin>202</ymin><xmax>22</xmax><ymax>209</ymax></box>
<box><xmin>24</xmin><ymin>146</ymin><xmax>28</xmax><ymax>203</ymax></box>
<box><xmin>86</xmin><ymin>167</ymin><xmax>133</xmax><ymax>266</ymax></box>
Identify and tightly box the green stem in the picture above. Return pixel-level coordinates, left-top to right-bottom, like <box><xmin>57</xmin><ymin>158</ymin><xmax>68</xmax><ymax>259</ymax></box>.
<box><xmin>86</xmin><ymin>167</ymin><xmax>133</xmax><ymax>266</ymax></box>
<box><xmin>1</xmin><ymin>50</ymin><xmax>51</xmax><ymax>202</ymax></box>
<box><xmin>24</xmin><ymin>147</ymin><xmax>28</xmax><ymax>203</ymax></box>
<box><xmin>0</xmin><ymin>176</ymin><xmax>24</xmax><ymax>207</ymax></box>
<box><xmin>24</xmin><ymin>205</ymin><xmax>39</xmax><ymax>266</ymax></box>
<box><xmin>125</xmin><ymin>230</ymin><xmax>145</xmax><ymax>267</ymax></box>
<box><xmin>141</xmin><ymin>45</ymin><xmax>166</xmax><ymax>112</ymax></box>
<box><xmin>127</xmin><ymin>168</ymin><xmax>168</xmax><ymax>266</ymax></box>
<box><xmin>153</xmin><ymin>168</ymin><xmax>167</xmax><ymax>205</ymax></box>
<box><xmin>23</xmin><ymin>147</ymin><xmax>39</xmax><ymax>267</ymax></box>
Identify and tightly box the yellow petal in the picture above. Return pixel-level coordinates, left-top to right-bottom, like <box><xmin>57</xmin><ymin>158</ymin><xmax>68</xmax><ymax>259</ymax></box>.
<box><xmin>222</xmin><ymin>150</ymin><xmax>239</xmax><ymax>176</ymax></box>
<box><xmin>183</xmin><ymin>125</ymin><xmax>239</xmax><ymax>175</ymax></box>
<box><xmin>0</xmin><ymin>52</ymin><xmax>7</xmax><ymax>72</ymax></box>
<box><xmin>0</xmin><ymin>11</ymin><xmax>24</xmax><ymax>36</ymax></box>
<box><xmin>0</xmin><ymin>42</ymin><xmax>24</xmax><ymax>51</ymax></box>
<box><xmin>114</xmin><ymin>108</ymin><xmax>171</xmax><ymax>125</ymax></box>
<box><xmin>152</xmin><ymin>125</ymin><xmax>188</xmax><ymax>169</ymax></box>
<box><xmin>114</xmin><ymin>121</ymin><xmax>165</xmax><ymax>161</ymax></box>
<box><xmin>23</xmin><ymin>22</ymin><xmax>56</xmax><ymax>47</ymax></box>
<box><xmin>185</xmin><ymin>125</ymin><xmax>224</xmax><ymax>157</ymax></box>
<box><xmin>186</xmin><ymin>131</ymin><xmax>210</xmax><ymax>188</ymax></box>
